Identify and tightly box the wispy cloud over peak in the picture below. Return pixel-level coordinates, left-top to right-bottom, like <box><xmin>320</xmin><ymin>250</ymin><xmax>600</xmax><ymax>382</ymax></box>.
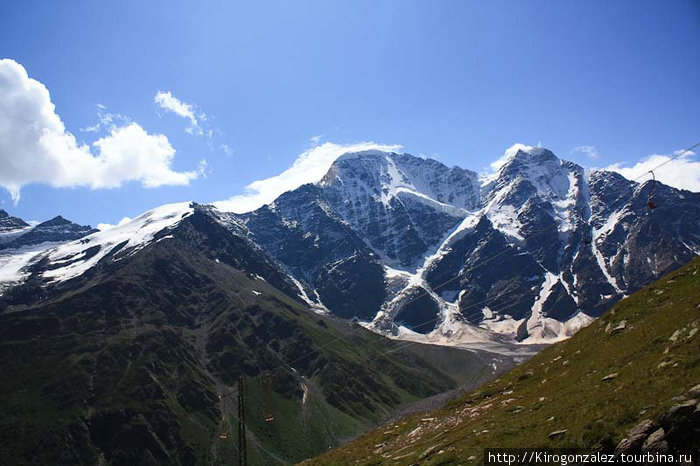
<box><xmin>571</xmin><ymin>145</ymin><xmax>600</xmax><ymax>160</ymax></box>
<box><xmin>214</xmin><ymin>141</ymin><xmax>402</xmax><ymax>213</ymax></box>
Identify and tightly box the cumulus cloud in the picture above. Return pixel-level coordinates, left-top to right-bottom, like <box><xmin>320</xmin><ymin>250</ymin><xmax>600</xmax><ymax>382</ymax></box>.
<box><xmin>0</xmin><ymin>59</ymin><xmax>200</xmax><ymax>203</ymax></box>
<box><xmin>90</xmin><ymin>124</ymin><xmax>199</xmax><ymax>188</ymax></box>
<box><xmin>604</xmin><ymin>150</ymin><xmax>699</xmax><ymax>192</ymax></box>
<box><xmin>214</xmin><ymin>141</ymin><xmax>402</xmax><ymax>213</ymax></box>
<box><xmin>571</xmin><ymin>145</ymin><xmax>600</xmax><ymax>160</ymax></box>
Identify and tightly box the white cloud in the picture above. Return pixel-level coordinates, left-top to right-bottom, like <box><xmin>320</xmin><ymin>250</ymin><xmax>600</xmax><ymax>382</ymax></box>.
<box><xmin>571</xmin><ymin>145</ymin><xmax>599</xmax><ymax>160</ymax></box>
<box><xmin>309</xmin><ymin>134</ymin><xmax>322</xmax><ymax>145</ymax></box>
<box><xmin>197</xmin><ymin>159</ymin><xmax>210</xmax><ymax>178</ymax></box>
<box><xmin>153</xmin><ymin>91</ymin><xmax>233</xmax><ymax>157</ymax></box>
<box><xmin>154</xmin><ymin>90</ymin><xmax>211</xmax><ymax>138</ymax></box>
<box><xmin>81</xmin><ymin>122</ymin><xmax>101</xmax><ymax>133</ymax></box>
<box><xmin>97</xmin><ymin>216</ymin><xmax>132</xmax><ymax>231</ymax></box>
<box><xmin>214</xmin><ymin>141</ymin><xmax>402</xmax><ymax>213</ymax></box>
<box><xmin>220</xmin><ymin>144</ymin><xmax>234</xmax><ymax>157</ymax></box>
<box><xmin>80</xmin><ymin>104</ymin><xmax>131</xmax><ymax>134</ymax></box>
<box><xmin>0</xmin><ymin>59</ymin><xmax>200</xmax><ymax>203</ymax></box>
<box><xmin>487</xmin><ymin>154</ymin><xmax>508</xmax><ymax>174</ymax></box>
<box><xmin>90</xmin><ymin>124</ymin><xmax>198</xmax><ymax>188</ymax></box>
<box><xmin>488</xmin><ymin>143</ymin><xmax>541</xmax><ymax>172</ymax></box>
<box><xmin>604</xmin><ymin>150</ymin><xmax>699</xmax><ymax>192</ymax></box>
<box><xmin>154</xmin><ymin>91</ymin><xmax>199</xmax><ymax>127</ymax></box>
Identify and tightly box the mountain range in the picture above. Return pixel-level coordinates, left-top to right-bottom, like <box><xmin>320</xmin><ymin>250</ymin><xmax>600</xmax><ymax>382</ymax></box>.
<box><xmin>243</xmin><ymin>146</ymin><xmax>699</xmax><ymax>346</ymax></box>
<box><xmin>1</xmin><ymin>146</ymin><xmax>698</xmax><ymax>347</ymax></box>
<box><xmin>0</xmin><ymin>145</ymin><xmax>697</xmax><ymax>464</ymax></box>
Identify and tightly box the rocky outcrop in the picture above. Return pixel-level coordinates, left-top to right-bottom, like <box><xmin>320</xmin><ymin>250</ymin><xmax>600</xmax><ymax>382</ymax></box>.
<box><xmin>0</xmin><ymin>215</ymin><xmax>97</xmax><ymax>250</ymax></box>
<box><xmin>0</xmin><ymin>209</ymin><xmax>28</xmax><ymax>232</ymax></box>
<box><xmin>609</xmin><ymin>383</ymin><xmax>699</xmax><ymax>460</ymax></box>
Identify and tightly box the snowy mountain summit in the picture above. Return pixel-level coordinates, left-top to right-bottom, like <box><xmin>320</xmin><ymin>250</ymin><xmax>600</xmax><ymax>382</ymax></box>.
<box><xmin>1</xmin><ymin>145</ymin><xmax>698</xmax><ymax>349</ymax></box>
<box><xmin>318</xmin><ymin>150</ymin><xmax>481</xmax><ymax>267</ymax></box>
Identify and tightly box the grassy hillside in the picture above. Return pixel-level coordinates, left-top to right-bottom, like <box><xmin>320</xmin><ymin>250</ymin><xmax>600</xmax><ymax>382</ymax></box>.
<box><xmin>307</xmin><ymin>256</ymin><xmax>700</xmax><ymax>464</ymax></box>
<box><xmin>0</xmin><ymin>213</ymin><xmax>507</xmax><ymax>465</ymax></box>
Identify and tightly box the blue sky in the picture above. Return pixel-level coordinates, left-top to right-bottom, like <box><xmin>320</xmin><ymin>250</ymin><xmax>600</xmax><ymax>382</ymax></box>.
<box><xmin>1</xmin><ymin>0</ymin><xmax>699</xmax><ymax>227</ymax></box>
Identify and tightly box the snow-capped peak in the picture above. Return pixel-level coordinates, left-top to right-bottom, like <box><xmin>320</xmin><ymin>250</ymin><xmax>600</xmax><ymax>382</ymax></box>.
<box><xmin>42</xmin><ymin>202</ymin><xmax>194</xmax><ymax>283</ymax></box>
<box><xmin>318</xmin><ymin>150</ymin><xmax>417</xmax><ymax>206</ymax></box>
<box><xmin>497</xmin><ymin>148</ymin><xmax>576</xmax><ymax>197</ymax></box>
<box><xmin>320</xmin><ymin>150</ymin><xmax>480</xmax><ymax>210</ymax></box>
<box><xmin>0</xmin><ymin>202</ymin><xmax>194</xmax><ymax>291</ymax></box>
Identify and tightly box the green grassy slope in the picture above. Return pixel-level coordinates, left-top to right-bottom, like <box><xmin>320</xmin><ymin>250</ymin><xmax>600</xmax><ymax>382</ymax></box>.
<box><xmin>306</xmin><ymin>256</ymin><xmax>700</xmax><ymax>465</ymax></box>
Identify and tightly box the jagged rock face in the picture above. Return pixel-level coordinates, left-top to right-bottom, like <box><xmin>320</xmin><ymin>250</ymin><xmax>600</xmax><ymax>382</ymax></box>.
<box><xmin>0</xmin><ymin>215</ymin><xmax>97</xmax><ymax>250</ymax></box>
<box><xmin>391</xmin><ymin>286</ymin><xmax>441</xmax><ymax>334</ymax></box>
<box><xmin>0</xmin><ymin>210</ymin><xmax>32</xmax><ymax>247</ymax></box>
<box><xmin>0</xmin><ymin>213</ymin><xmax>101</xmax><ymax>295</ymax></box>
<box><xmin>431</xmin><ymin>150</ymin><xmax>595</xmax><ymax>329</ymax></box>
<box><xmin>0</xmin><ymin>209</ymin><xmax>28</xmax><ymax>233</ymax></box>
<box><xmin>244</xmin><ymin>147</ymin><xmax>699</xmax><ymax>341</ymax></box>
<box><xmin>241</xmin><ymin>185</ymin><xmax>386</xmax><ymax>320</ymax></box>
<box><xmin>171</xmin><ymin>205</ymin><xmax>305</xmax><ymax>301</ymax></box>
<box><xmin>426</xmin><ymin>216</ymin><xmax>546</xmax><ymax>323</ymax></box>
<box><xmin>319</xmin><ymin>151</ymin><xmax>480</xmax><ymax>267</ymax></box>
<box><xmin>590</xmin><ymin>173</ymin><xmax>699</xmax><ymax>293</ymax></box>
<box><xmin>240</xmin><ymin>151</ymin><xmax>481</xmax><ymax>321</ymax></box>
<box><xmin>422</xmin><ymin>148</ymin><xmax>698</xmax><ymax>339</ymax></box>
